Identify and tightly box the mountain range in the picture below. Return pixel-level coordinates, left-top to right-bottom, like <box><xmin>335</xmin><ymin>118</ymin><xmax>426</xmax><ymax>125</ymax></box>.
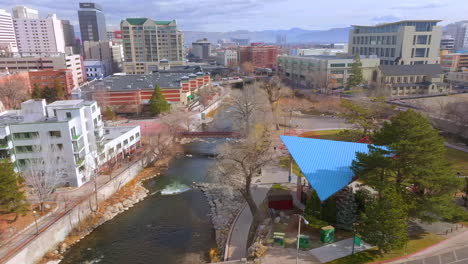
<box><xmin>183</xmin><ymin>27</ymin><xmax>351</xmax><ymax>45</ymax></box>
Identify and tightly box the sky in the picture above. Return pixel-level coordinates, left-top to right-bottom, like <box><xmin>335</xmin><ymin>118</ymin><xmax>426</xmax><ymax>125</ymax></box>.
<box><xmin>1</xmin><ymin>0</ymin><xmax>466</xmax><ymax>32</ymax></box>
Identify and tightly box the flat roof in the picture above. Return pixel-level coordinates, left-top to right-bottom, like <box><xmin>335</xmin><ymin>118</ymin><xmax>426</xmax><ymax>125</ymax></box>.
<box><xmin>352</xmin><ymin>20</ymin><xmax>442</xmax><ymax>28</ymax></box>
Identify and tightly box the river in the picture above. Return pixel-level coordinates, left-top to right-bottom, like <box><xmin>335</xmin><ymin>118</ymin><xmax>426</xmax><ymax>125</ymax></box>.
<box><xmin>61</xmin><ymin>107</ymin><xmax>233</xmax><ymax>264</ymax></box>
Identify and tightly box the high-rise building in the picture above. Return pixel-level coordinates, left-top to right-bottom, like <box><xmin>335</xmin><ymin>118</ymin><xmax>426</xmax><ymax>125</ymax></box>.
<box><xmin>348</xmin><ymin>20</ymin><xmax>442</xmax><ymax>65</ymax></box>
<box><xmin>12</xmin><ymin>6</ymin><xmax>39</xmax><ymax>19</ymax></box>
<box><xmin>62</xmin><ymin>20</ymin><xmax>79</xmax><ymax>54</ymax></box>
<box><xmin>444</xmin><ymin>21</ymin><xmax>468</xmax><ymax>51</ymax></box>
<box><xmin>121</xmin><ymin>18</ymin><xmax>184</xmax><ymax>74</ymax></box>
<box><xmin>78</xmin><ymin>3</ymin><xmax>108</xmax><ymax>42</ymax></box>
<box><xmin>14</xmin><ymin>13</ymin><xmax>66</xmax><ymax>53</ymax></box>
<box><xmin>192</xmin><ymin>38</ymin><xmax>211</xmax><ymax>59</ymax></box>
<box><xmin>0</xmin><ymin>9</ymin><xmax>18</xmax><ymax>52</ymax></box>
<box><xmin>440</xmin><ymin>35</ymin><xmax>455</xmax><ymax>51</ymax></box>
<box><xmin>238</xmin><ymin>43</ymin><xmax>279</xmax><ymax>69</ymax></box>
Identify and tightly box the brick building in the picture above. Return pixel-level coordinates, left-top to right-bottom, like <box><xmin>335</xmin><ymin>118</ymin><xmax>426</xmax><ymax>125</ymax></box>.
<box><xmin>238</xmin><ymin>43</ymin><xmax>279</xmax><ymax>70</ymax></box>
<box><xmin>28</xmin><ymin>69</ymin><xmax>75</xmax><ymax>95</ymax></box>
<box><xmin>441</xmin><ymin>53</ymin><xmax>468</xmax><ymax>72</ymax></box>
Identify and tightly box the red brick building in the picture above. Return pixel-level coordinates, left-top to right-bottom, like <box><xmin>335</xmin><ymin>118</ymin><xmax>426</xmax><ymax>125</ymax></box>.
<box><xmin>28</xmin><ymin>69</ymin><xmax>75</xmax><ymax>95</ymax></box>
<box><xmin>238</xmin><ymin>43</ymin><xmax>279</xmax><ymax>70</ymax></box>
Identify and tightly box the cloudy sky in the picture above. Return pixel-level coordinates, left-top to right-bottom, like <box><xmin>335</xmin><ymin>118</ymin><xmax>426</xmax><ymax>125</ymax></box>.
<box><xmin>1</xmin><ymin>0</ymin><xmax>465</xmax><ymax>32</ymax></box>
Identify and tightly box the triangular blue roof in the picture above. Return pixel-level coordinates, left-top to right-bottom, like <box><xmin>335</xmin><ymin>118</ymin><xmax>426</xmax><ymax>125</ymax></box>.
<box><xmin>280</xmin><ymin>136</ymin><xmax>372</xmax><ymax>201</ymax></box>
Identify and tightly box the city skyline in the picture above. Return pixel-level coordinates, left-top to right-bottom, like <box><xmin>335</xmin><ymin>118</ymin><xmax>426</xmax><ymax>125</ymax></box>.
<box><xmin>0</xmin><ymin>0</ymin><xmax>465</xmax><ymax>32</ymax></box>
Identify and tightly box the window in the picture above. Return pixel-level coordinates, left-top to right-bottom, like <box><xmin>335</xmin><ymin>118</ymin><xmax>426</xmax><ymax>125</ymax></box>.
<box><xmin>66</xmin><ymin>112</ymin><xmax>72</xmax><ymax>119</ymax></box>
<box><xmin>415</xmin><ymin>48</ymin><xmax>426</xmax><ymax>58</ymax></box>
<box><xmin>130</xmin><ymin>136</ymin><xmax>135</xmax><ymax>142</ymax></box>
<box><xmin>13</xmin><ymin>132</ymin><xmax>39</xmax><ymax>140</ymax></box>
<box><xmin>330</xmin><ymin>63</ymin><xmax>346</xmax><ymax>68</ymax></box>
<box><xmin>124</xmin><ymin>139</ymin><xmax>129</xmax><ymax>145</ymax></box>
<box><xmin>330</xmin><ymin>70</ymin><xmax>344</xmax><ymax>74</ymax></box>
<box><xmin>117</xmin><ymin>143</ymin><xmax>122</xmax><ymax>149</ymax></box>
<box><xmin>49</xmin><ymin>131</ymin><xmax>61</xmax><ymax>137</ymax></box>
<box><xmin>416</xmin><ymin>35</ymin><xmax>428</xmax><ymax>45</ymax></box>
<box><xmin>70</xmin><ymin>127</ymin><xmax>77</xmax><ymax>138</ymax></box>
<box><xmin>135</xmin><ymin>132</ymin><xmax>140</xmax><ymax>138</ymax></box>
<box><xmin>15</xmin><ymin>145</ymin><xmax>35</xmax><ymax>153</ymax></box>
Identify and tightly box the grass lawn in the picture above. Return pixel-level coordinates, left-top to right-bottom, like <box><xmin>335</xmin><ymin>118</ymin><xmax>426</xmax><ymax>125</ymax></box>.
<box><xmin>446</xmin><ymin>147</ymin><xmax>468</xmax><ymax>175</ymax></box>
<box><xmin>299</xmin><ymin>129</ymin><xmax>345</xmax><ymax>140</ymax></box>
<box><xmin>327</xmin><ymin>233</ymin><xmax>444</xmax><ymax>264</ymax></box>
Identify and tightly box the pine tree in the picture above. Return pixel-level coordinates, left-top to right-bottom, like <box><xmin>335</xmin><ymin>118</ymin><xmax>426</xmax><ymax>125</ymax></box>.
<box><xmin>54</xmin><ymin>79</ymin><xmax>65</xmax><ymax>100</ymax></box>
<box><xmin>304</xmin><ymin>189</ymin><xmax>321</xmax><ymax>219</ymax></box>
<box><xmin>0</xmin><ymin>161</ymin><xmax>28</xmax><ymax>221</ymax></box>
<box><xmin>31</xmin><ymin>84</ymin><xmax>42</xmax><ymax>99</ymax></box>
<box><xmin>320</xmin><ymin>197</ymin><xmax>337</xmax><ymax>224</ymax></box>
<box><xmin>335</xmin><ymin>187</ymin><xmax>358</xmax><ymax>231</ymax></box>
<box><xmin>347</xmin><ymin>53</ymin><xmax>363</xmax><ymax>88</ymax></box>
<box><xmin>104</xmin><ymin>106</ymin><xmax>116</xmax><ymax>120</ymax></box>
<box><xmin>358</xmin><ymin>186</ymin><xmax>408</xmax><ymax>253</ymax></box>
<box><xmin>41</xmin><ymin>87</ymin><xmax>57</xmax><ymax>103</ymax></box>
<box><xmin>148</xmin><ymin>84</ymin><xmax>170</xmax><ymax>116</ymax></box>
<box><xmin>353</xmin><ymin>110</ymin><xmax>463</xmax><ymax>221</ymax></box>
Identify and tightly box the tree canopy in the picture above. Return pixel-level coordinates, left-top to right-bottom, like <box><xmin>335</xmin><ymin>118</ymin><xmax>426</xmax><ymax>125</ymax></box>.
<box><xmin>149</xmin><ymin>84</ymin><xmax>170</xmax><ymax>116</ymax></box>
<box><xmin>0</xmin><ymin>161</ymin><xmax>28</xmax><ymax>220</ymax></box>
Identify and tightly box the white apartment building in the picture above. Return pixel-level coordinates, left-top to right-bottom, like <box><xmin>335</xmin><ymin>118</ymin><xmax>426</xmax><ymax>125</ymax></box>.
<box><xmin>0</xmin><ymin>9</ymin><xmax>18</xmax><ymax>52</ymax></box>
<box><xmin>14</xmin><ymin>13</ymin><xmax>66</xmax><ymax>53</ymax></box>
<box><xmin>0</xmin><ymin>53</ymin><xmax>84</xmax><ymax>88</ymax></box>
<box><xmin>0</xmin><ymin>99</ymin><xmax>140</xmax><ymax>187</ymax></box>
<box><xmin>12</xmin><ymin>6</ymin><xmax>39</xmax><ymax>19</ymax></box>
<box><xmin>349</xmin><ymin>20</ymin><xmax>442</xmax><ymax>65</ymax></box>
<box><xmin>216</xmin><ymin>50</ymin><xmax>237</xmax><ymax>66</ymax></box>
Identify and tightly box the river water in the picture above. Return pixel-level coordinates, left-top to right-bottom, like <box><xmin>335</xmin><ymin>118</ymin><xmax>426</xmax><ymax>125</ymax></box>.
<box><xmin>61</xmin><ymin>108</ymin><xmax>233</xmax><ymax>264</ymax></box>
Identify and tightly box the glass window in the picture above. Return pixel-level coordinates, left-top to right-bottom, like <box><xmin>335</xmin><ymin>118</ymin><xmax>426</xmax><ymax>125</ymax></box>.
<box><xmin>49</xmin><ymin>131</ymin><xmax>61</xmax><ymax>137</ymax></box>
<box><xmin>416</xmin><ymin>35</ymin><xmax>428</xmax><ymax>45</ymax></box>
<box><xmin>330</xmin><ymin>63</ymin><xmax>346</xmax><ymax>67</ymax></box>
<box><xmin>66</xmin><ymin>112</ymin><xmax>72</xmax><ymax>119</ymax></box>
<box><xmin>415</xmin><ymin>48</ymin><xmax>426</xmax><ymax>57</ymax></box>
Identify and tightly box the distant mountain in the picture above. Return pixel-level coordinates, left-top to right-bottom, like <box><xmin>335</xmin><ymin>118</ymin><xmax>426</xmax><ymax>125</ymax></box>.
<box><xmin>183</xmin><ymin>27</ymin><xmax>351</xmax><ymax>45</ymax></box>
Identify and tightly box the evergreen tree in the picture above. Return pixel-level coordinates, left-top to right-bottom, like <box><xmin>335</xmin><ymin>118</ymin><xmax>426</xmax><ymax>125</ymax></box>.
<box><xmin>148</xmin><ymin>84</ymin><xmax>170</xmax><ymax>116</ymax></box>
<box><xmin>31</xmin><ymin>84</ymin><xmax>42</xmax><ymax>99</ymax></box>
<box><xmin>347</xmin><ymin>53</ymin><xmax>363</xmax><ymax>87</ymax></box>
<box><xmin>41</xmin><ymin>87</ymin><xmax>57</xmax><ymax>103</ymax></box>
<box><xmin>0</xmin><ymin>161</ymin><xmax>28</xmax><ymax>221</ymax></box>
<box><xmin>353</xmin><ymin>110</ymin><xmax>463</xmax><ymax>221</ymax></box>
<box><xmin>54</xmin><ymin>79</ymin><xmax>65</xmax><ymax>100</ymax></box>
<box><xmin>335</xmin><ymin>187</ymin><xmax>358</xmax><ymax>231</ymax></box>
<box><xmin>103</xmin><ymin>106</ymin><xmax>116</xmax><ymax>120</ymax></box>
<box><xmin>304</xmin><ymin>189</ymin><xmax>321</xmax><ymax>220</ymax></box>
<box><xmin>320</xmin><ymin>197</ymin><xmax>337</xmax><ymax>224</ymax></box>
<box><xmin>358</xmin><ymin>186</ymin><xmax>408</xmax><ymax>253</ymax></box>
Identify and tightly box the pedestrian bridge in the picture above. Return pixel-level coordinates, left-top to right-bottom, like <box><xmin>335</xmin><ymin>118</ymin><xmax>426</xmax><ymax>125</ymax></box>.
<box><xmin>177</xmin><ymin>131</ymin><xmax>241</xmax><ymax>138</ymax></box>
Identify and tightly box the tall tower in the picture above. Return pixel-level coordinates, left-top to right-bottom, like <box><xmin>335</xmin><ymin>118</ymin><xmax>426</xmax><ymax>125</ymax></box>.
<box><xmin>0</xmin><ymin>9</ymin><xmax>17</xmax><ymax>52</ymax></box>
<box><xmin>78</xmin><ymin>3</ymin><xmax>108</xmax><ymax>41</ymax></box>
<box><xmin>12</xmin><ymin>6</ymin><xmax>39</xmax><ymax>19</ymax></box>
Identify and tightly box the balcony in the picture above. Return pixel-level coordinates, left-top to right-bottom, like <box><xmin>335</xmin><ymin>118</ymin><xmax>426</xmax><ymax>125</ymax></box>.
<box><xmin>75</xmin><ymin>158</ymin><xmax>85</xmax><ymax>167</ymax></box>
<box><xmin>0</xmin><ymin>141</ymin><xmax>12</xmax><ymax>149</ymax></box>
<box><xmin>72</xmin><ymin>134</ymin><xmax>82</xmax><ymax>141</ymax></box>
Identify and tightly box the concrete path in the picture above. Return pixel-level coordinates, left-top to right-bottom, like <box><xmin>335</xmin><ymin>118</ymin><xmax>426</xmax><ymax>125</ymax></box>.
<box><xmin>445</xmin><ymin>142</ymin><xmax>468</xmax><ymax>153</ymax></box>
<box><xmin>309</xmin><ymin>238</ymin><xmax>373</xmax><ymax>263</ymax></box>
<box><xmin>260</xmin><ymin>247</ymin><xmax>321</xmax><ymax>264</ymax></box>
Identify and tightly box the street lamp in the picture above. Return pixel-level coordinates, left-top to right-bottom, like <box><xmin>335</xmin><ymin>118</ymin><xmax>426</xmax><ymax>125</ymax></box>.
<box><xmin>32</xmin><ymin>210</ymin><xmax>39</xmax><ymax>234</ymax></box>
<box><xmin>296</xmin><ymin>214</ymin><xmax>309</xmax><ymax>264</ymax></box>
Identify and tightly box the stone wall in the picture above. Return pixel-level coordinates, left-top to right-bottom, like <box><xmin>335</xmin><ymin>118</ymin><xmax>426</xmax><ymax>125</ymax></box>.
<box><xmin>5</xmin><ymin>161</ymin><xmax>144</xmax><ymax>264</ymax></box>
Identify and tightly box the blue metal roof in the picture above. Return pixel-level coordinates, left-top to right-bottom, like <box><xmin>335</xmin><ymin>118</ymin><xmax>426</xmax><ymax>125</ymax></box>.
<box><xmin>280</xmin><ymin>136</ymin><xmax>372</xmax><ymax>201</ymax></box>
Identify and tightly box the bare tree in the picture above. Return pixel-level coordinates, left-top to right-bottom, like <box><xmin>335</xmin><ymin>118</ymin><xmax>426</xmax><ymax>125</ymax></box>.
<box><xmin>0</xmin><ymin>76</ymin><xmax>29</xmax><ymax>109</ymax></box>
<box><xmin>83</xmin><ymin>157</ymin><xmax>99</xmax><ymax>212</ymax></box>
<box><xmin>230</xmin><ymin>84</ymin><xmax>269</xmax><ymax>135</ymax></box>
<box><xmin>259</xmin><ymin>76</ymin><xmax>292</xmax><ymax>130</ymax></box>
<box><xmin>161</xmin><ymin>108</ymin><xmax>194</xmax><ymax>133</ymax></box>
<box><xmin>141</xmin><ymin>132</ymin><xmax>173</xmax><ymax>167</ymax></box>
<box><xmin>306</xmin><ymin>71</ymin><xmax>334</xmax><ymax>93</ymax></box>
<box><xmin>241</xmin><ymin>61</ymin><xmax>255</xmax><ymax>75</ymax></box>
<box><xmin>216</xmin><ymin>124</ymin><xmax>273</xmax><ymax>242</ymax></box>
<box><xmin>22</xmin><ymin>138</ymin><xmax>65</xmax><ymax>211</ymax></box>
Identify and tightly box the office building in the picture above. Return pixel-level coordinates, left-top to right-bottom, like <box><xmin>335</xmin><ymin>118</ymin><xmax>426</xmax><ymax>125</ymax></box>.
<box><xmin>84</xmin><ymin>60</ymin><xmax>108</xmax><ymax>80</ymax></box>
<box><xmin>62</xmin><ymin>20</ymin><xmax>79</xmax><ymax>54</ymax></box>
<box><xmin>78</xmin><ymin>3</ymin><xmax>108</xmax><ymax>42</ymax></box>
<box><xmin>0</xmin><ymin>9</ymin><xmax>18</xmax><ymax>52</ymax></box>
<box><xmin>82</xmin><ymin>40</ymin><xmax>112</xmax><ymax>77</ymax></box>
<box><xmin>441</xmin><ymin>53</ymin><xmax>468</xmax><ymax>72</ymax></box>
<box><xmin>192</xmin><ymin>38</ymin><xmax>211</xmax><ymax>60</ymax></box>
<box><xmin>0</xmin><ymin>53</ymin><xmax>84</xmax><ymax>89</ymax></box>
<box><xmin>121</xmin><ymin>18</ymin><xmax>184</xmax><ymax>74</ymax></box>
<box><xmin>376</xmin><ymin>64</ymin><xmax>450</xmax><ymax>96</ymax></box>
<box><xmin>12</xmin><ymin>6</ymin><xmax>39</xmax><ymax>19</ymax></box>
<box><xmin>277</xmin><ymin>55</ymin><xmax>380</xmax><ymax>89</ymax></box>
<box><xmin>348</xmin><ymin>20</ymin><xmax>442</xmax><ymax>65</ymax></box>
<box><xmin>216</xmin><ymin>50</ymin><xmax>237</xmax><ymax>66</ymax></box>
<box><xmin>238</xmin><ymin>43</ymin><xmax>279</xmax><ymax>69</ymax></box>
<box><xmin>440</xmin><ymin>35</ymin><xmax>455</xmax><ymax>51</ymax></box>
<box><xmin>28</xmin><ymin>69</ymin><xmax>75</xmax><ymax>94</ymax></box>
<box><xmin>14</xmin><ymin>13</ymin><xmax>66</xmax><ymax>53</ymax></box>
<box><xmin>111</xmin><ymin>42</ymin><xmax>124</xmax><ymax>72</ymax></box>
<box><xmin>231</xmin><ymin>38</ymin><xmax>250</xmax><ymax>46</ymax></box>
<box><xmin>444</xmin><ymin>21</ymin><xmax>468</xmax><ymax>50</ymax></box>
<box><xmin>0</xmin><ymin>99</ymin><xmax>140</xmax><ymax>187</ymax></box>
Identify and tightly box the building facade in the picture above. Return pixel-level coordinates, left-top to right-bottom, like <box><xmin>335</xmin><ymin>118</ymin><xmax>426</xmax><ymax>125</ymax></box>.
<box><xmin>192</xmin><ymin>38</ymin><xmax>211</xmax><ymax>59</ymax></box>
<box><xmin>84</xmin><ymin>60</ymin><xmax>108</xmax><ymax>80</ymax></box>
<box><xmin>111</xmin><ymin>42</ymin><xmax>124</xmax><ymax>72</ymax></box>
<box><xmin>216</xmin><ymin>50</ymin><xmax>237</xmax><ymax>66</ymax></box>
<box><xmin>238</xmin><ymin>44</ymin><xmax>279</xmax><ymax>69</ymax></box>
<box><xmin>0</xmin><ymin>9</ymin><xmax>18</xmax><ymax>52</ymax></box>
<box><xmin>440</xmin><ymin>35</ymin><xmax>455</xmax><ymax>51</ymax></box>
<box><xmin>348</xmin><ymin>20</ymin><xmax>442</xmax><ymax>65</ymax></box>
<box><xmin>28</xmin><ymin>69</ymin><xmax>74</xmax><ymax>94</ymax></box>
<box><xmin>447</xmin><ymin>71</ymin><xmax>468</xmax><ymax>86</ymax></box>
<box><xmin>0</xmin><ymin>99</ymin><xmax>141</xmax><ymax>187</ymax></box>
<box><xmin>444</xmin><ymin>21</ymin><xmax>468</xmax><ymax>51</ymax></box>
<box><xmin>441</xmin><ymin>53</ymin><xmax>468</xmax><ymax>72</ymax></box>
<box><xmin>121</xmin><ymin>18</ymin><xmax>185</xmax><ymax>74</ymax></box>
<box><xmin>376</xmin><ymin>64</ymin><xmax>450</xmax><ymax>97</ymax></box>
<box><xmin>277</xmin><ymin>55</ymin><xmax>380</xmax><ymax>88</ymax></box>
<box><xmin>14</xmin><ymin>13</ymin><xmax>66</xmax><ymax>53</ymax></box>
<box><xmin>0</xmin><ymin>53</ymin><xmax>84</xmax><ymax>88</ymax></box>
<box><xmin>78</xmin><ymin>3</ymin><xmax>108</xmax><ymax>42</ymax></box>
<box><xmin>12</xmin><ymin>6</ymin><xmax>39</xmax><ymax>19</ymax></box>
<box><xmin>62</xmin><ymin>20</ymin><xmax>79</xmax><ymax>54</ymax></box>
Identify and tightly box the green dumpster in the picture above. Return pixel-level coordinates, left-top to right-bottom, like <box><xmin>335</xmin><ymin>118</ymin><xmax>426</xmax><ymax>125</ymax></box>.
<box><xmin>354</xmin><ymin>234</ymin><xmax>361</xmax><ymax>247</ymax></box>
<box><xmin>320</xmin><ymin>225</ymin><xmax>335</xmax><ymax>243</ymax></box>
<box><xmin>273</xmin><ymin>232</ymin><xmax>285</xmax><ymax>246</ymax></box>
<box><xmin>299</xmin><ymin>235</ymin><xmax>310</xmax><ymax>249</ymax></box>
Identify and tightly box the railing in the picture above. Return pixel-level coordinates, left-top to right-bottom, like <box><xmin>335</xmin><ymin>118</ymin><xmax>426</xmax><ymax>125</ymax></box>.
<box><xmin>72</xmin><ymin>134</ymin><xmax>82</xmax><ymax>141</ymax></box>
<box><xmin>177</xmin><ymin>131</ymin><xmax>241</xmax><ymax>138</ymax></box>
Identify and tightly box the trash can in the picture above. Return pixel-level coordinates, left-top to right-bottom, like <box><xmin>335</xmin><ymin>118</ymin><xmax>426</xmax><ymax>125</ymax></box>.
<box><xmin>320</xmin><ymin>225</ymin><xmax>335</xmax><ymax>243</ymax></box>
<box><xmin>299</xmin><ymin>235</ymin><xmax>310</xmax><ymax>249</ymax></box>
<box><xmin>273</xmin><ymin>232</ymin><xmax>285</xmax><ymax>246</ymax></box>
<box><xmin>354</xmin><ymin>234</ymin><xmax>361</xmax><ymax>247</ymax></box>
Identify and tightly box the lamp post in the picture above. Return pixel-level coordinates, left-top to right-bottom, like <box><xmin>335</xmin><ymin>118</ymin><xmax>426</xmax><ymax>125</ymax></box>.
<box><xmin>32</xmin><ymin>210</ymin><xmax>39</xmax><ymax>234</ymax></box>
<box><xmin>296</xmin><ymin>215</ymin><xmax>309</xmax><ymax>264</ymax></box>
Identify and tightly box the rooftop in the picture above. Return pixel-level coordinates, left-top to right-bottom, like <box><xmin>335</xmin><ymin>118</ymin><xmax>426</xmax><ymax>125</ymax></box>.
<box><xmin>125</xmin><ymin>18</ymin><xmax>148</xmax><ymax>25</ymax></box>
<box><xmin>379</xmin><ymin>64</ymin><xmax>444</xmax><ymax>76</ymax></box>
<box><xmin>352</xmin><ymin>20</ymin><xmax>442</xmax><ymax>28</ymax></box>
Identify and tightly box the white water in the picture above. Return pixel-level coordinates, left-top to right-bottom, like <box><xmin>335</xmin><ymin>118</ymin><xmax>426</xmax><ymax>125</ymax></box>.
<box><xmin>160</xmin><ymin>182</ymin><xmax>191</xmax><ymax>195</ymax></box>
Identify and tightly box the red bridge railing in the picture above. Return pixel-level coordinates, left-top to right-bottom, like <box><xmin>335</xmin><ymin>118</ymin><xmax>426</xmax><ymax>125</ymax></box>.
<box><xmin>177</xmin><ymin>131</ymin><xmax>241</xmax><ymax>138</ymax></box>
